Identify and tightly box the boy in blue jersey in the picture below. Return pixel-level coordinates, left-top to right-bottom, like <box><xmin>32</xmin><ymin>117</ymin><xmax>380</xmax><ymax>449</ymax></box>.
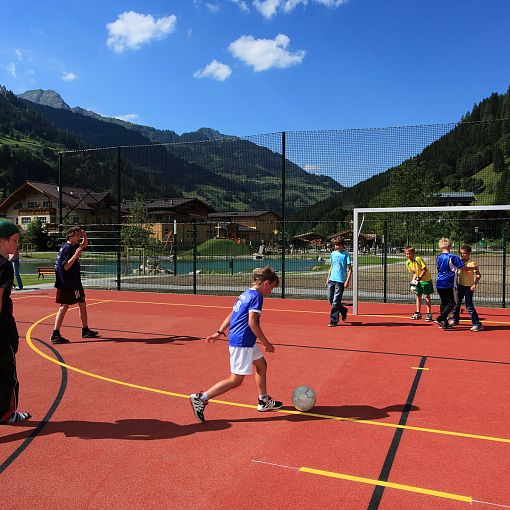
<box><xmin>190</xmin><ymin>266</ymin><xmax>282</xmax><ymax>423</ymax></box>
<box><xmin>50</xmin><ymin>226</ymin><xmax>99</xmax><ymax>344</ymax></box>
<box><xmin>435</xmin><ymin>238</ymin><xmax>464</xmax><ymax>329</ymax></box>
<box><xmin>326</xmin><ymin>239</ymin><xmax>352</xmax><ymax>326</ymax></box>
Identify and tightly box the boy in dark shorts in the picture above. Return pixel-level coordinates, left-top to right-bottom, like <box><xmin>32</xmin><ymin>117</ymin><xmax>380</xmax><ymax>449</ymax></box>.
<box><xmin>0</xmin><ymin>220</ymin><xmax>31</xmax><ymax>423</ymax></box>
<box><xmin>51</xmin><ymin>226</ymin><xmax>99</xmax><ymax>344</ymax></box>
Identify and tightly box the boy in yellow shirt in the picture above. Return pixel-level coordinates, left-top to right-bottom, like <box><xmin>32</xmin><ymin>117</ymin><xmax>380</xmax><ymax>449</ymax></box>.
<box><xmin>405</xmin><ymin>247</ymin><xmax>434</xmax><ymax>320</ymax></box>
<box><xmin>450</xmin><ymin>245</ymin><xmax>482</xmax><ymax>331</ymax></box>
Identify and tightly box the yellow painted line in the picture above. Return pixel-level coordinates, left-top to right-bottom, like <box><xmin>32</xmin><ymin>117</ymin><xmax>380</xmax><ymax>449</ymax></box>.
<box><xmin>411</xmin><ymin>367</ymin><xmax>430</xmax><ymax>370</ymax></box>
<box><xmin>299</xmin><ymin>467</ymin><xmax>472</xmax><ymax>503</ymax></box>
<box><xmin>25</xmin><ymin>305</ymin><xmax>510</xmax><ymax>445</ymax></box>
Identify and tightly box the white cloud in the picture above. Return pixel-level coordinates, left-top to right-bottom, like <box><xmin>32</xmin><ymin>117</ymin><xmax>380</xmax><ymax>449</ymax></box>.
<box><xmin>194</xmin><ymin>60</ymin><xmax>232</xmax><ymax>81</ymax></box>
<box><xmin>228</xmin><ymin>34</ymin><xmax>305</xmax><ymax>72</ymax></box>
<box><xmin>253</xmin><ymin>0</ymin><xmax>280</xmax><ymax>18</ymax></box>
<box><xmin>6</xmin><ymin>63</ymin><xmax>17</xmax><ymax>78</ymax></box>
<box><xmin>14</xmin><ymin>49</ymin><xmax>23</xmax><ymax>61</ymax></box>
<box><xmin>206</xmin><ymin>3</ymin><xmax>220</xmax><ymax>13</ymax></box>
<box><xmin>254</xmin><ymin>0</ymin><xmax>347</xmax><ymax>18</ymax></box>
<box><xmin>61</xmin><ymin>71</ymin><xmax>77</xmax><ymax>82</ymax></box>
<box><xmin>303</xmin><ymin>164</ymin><xmax>321</xmax><ymax>172</ymax></box>
<box><xmin>106</xmin><ymin>11</ymin><xmax>177</xmax><ymax>54</ymax></box>
<box><xmin>230</xmin><ymin>0</ymin><xmax>250</xmax><ymax>13</ymax></box>
<box><xmin>113</xmin><ymin>113</ymin><xmax>139</xmax><ymax>122</ymax></box>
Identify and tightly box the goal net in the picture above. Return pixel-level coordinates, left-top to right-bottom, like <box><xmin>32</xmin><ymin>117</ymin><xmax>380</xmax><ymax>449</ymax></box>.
<box><xmin>352</xmin><ymin>205</ymin><xmax>510</xmax><ymax>315</ymax></box>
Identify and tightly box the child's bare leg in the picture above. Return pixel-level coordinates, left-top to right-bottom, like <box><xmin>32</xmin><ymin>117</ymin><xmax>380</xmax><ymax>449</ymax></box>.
<box><xmin>415</xmin><ymin>294</ymin><xmax>422</xmax><ymax>313</ymax></box>
<box><xmin>425</xmin><ymin>294</ymin><xmax>432</xmax><ymax>314</ymax></box>
<box><xmin>78</xmin><ymin>302</ymin><xmax>88</xmax><ymax>328</ymax></box>
<box><xmin>253</xmin><ymin>357</ymin><xmax>268</xmax><ymax>396</ymax></box>
<box><xmin>53</xmin><ymin>304</ymin><xmax>69</xmax><ymax>330</ymax></box>
<box><xmin>204</xmin><ymin>373</ymin><xmax>244</xmax><ymax>400</ymax></box>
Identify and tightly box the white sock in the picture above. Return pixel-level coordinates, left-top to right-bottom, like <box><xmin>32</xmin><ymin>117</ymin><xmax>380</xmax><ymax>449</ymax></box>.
<box><xmin>201</xmin><ymin>393</ymin><xmax>209</xmax><ymax>402</ymax></box>
<box><xmin>259</xmin><ymin>394</ymin><xmax>268</xmax><ymax>401</ymax></box>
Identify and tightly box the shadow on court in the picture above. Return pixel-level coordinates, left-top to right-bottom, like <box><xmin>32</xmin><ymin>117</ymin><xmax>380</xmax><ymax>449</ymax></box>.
<box><xmin>69</xmin><ymin>335</ymin><xmax>202</xmax><ymax>345</ymax></box>
<box><xmin>0</xmin><ymin>404</ymin><xmax>418</xmax><ymax>443</ymax></box>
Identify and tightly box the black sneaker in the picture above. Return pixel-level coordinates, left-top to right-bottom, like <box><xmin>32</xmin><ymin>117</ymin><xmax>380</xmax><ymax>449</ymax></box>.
<box><xmin>327</xmin><ymin>321</ymin><xmax>338</xmax><ymax>327</ymax></box>
<box><xmin>190</xmin><ymin>393</ymin><xmax>207</xmax><ymax>422</ymax></box>
<box><xmin>82</xmin><ymin>328</ymin><xmax>99</xmax><ymax>338</ymax></box>
<box><xmin>341</xmin><ymin>309</ymin><xmax>348</xmax><ymax>322</ymax></box>
<box><xmin>50</xmin><ymin>333</ymin><xmax>70</xmax><ymax>344</ymax></box>
<box><xmin>257</xmin><ymin>397</ymin><xmax>283</xmax><ymax>412</ymax></box>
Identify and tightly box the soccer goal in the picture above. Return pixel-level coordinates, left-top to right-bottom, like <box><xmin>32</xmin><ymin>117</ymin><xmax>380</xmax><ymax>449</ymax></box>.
<box><xmin>352</xmin><ymin>205</ymin><xmax>510</xmax><ymax>315</ymax></box>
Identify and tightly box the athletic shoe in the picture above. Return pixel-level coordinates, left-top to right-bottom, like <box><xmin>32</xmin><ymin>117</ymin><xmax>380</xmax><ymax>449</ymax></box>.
<box><xmin>411</xmin><ymin>312</ymin><xmax>422</xmax><ymax>320</ymax></box>
<box><xmin>257</xmin><ymin>397</ymin><xmax>283</xmax><ymax>412</ymax></box>
<box><xmin>341</xmin><ymin>309</ymin><xmax>348</xmax><ymax>322</ymax></box>
<box><xmin>190</xmin><ymin>393</ymin><xmax>207</xmax><ymax>422</ymax></box>
<box><xmin>470</xmin><ymin>324</ymin><xmax>483</xmax><ymax>332</ymax></box>
<box><xmin>327</xmin><ymin>321</ymin><xmax>338</xmax><ymax>327</ymax></box>
<box><xmin>434</xmin><ymin>319</ymin><xmax>444</xmax><ymax>328</ymax></box>
<box><xmin>425</xmin><ymin>314</ymin><xmax>433</xmax><ymax>321</ymax></box>
<box><xmin>50</xmin><ymin>333</ymin><xmax>70</xmax><ymax>344</ymax></box>
<box><xmin>448</xmin><ymin>319</ymin><xmax>459</xmax><ymax>326</ymax></box>
<box><xmin>6</xmin><ymin>411</ymin><xmax>31</xmax><ymax>424</ymax></box>
<box><xmin>82</xmin><ymin>328</ymin><xmax>99</xmax><ymax>338</ymax></box>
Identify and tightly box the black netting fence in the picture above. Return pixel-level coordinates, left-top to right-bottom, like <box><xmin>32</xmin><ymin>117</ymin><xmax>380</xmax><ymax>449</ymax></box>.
<box><xmin>35</xmin><ymin>119</ymin><xmax>510</xmax><ymax>306</ymax></box>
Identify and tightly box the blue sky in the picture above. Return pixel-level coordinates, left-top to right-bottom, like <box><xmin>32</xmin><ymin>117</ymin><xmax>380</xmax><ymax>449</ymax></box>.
<box><xmin>1</xmin><ymin>0</ymin><xmax>510</xmax><ymax>137</ymax></box>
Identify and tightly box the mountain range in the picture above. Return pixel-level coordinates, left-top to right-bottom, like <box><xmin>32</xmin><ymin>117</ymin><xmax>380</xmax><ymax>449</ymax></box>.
<box><xmin>1</xmin><ymin>85</ymin><xmax>509</xmax><ymax>233</ymax></box>
<box><xmin>0</xmin><ymin>87</ymin><xmax>342</xmax><ymax>213</ymax></box>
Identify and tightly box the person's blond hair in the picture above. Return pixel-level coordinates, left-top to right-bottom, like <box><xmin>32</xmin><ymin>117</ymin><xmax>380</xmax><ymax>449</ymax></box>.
<box><xmin>405</xmin><ymin>246</ymin><xmax>415</xmax><ymax>253</ymax></box>
<box><xmin>253</xmin><ymin>266</ymin><xmax>280</xmax><ymax>287</ymax></box>
<box><xmin>438</xmin><ymin>238</ymin><xmax>452</xmax><ymax>250</ymax></box>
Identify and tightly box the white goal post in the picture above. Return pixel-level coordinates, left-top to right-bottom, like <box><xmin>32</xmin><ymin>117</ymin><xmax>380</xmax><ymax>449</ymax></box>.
<box><xmin>352</xmin><ymin>205</ymin><xmax>510</xmax><ymax>315</ymax></box>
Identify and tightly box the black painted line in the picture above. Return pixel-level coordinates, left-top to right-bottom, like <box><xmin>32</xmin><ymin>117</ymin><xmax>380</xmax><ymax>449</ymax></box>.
<box><xmin>367</xmin><ymin>356</ymin><xmax>427</xmax><ymax>510</ymax></box>
<box><xmin>0</xmin><ymin>339</ymin><xmax>67</xmax><ymax>474</ymax></box>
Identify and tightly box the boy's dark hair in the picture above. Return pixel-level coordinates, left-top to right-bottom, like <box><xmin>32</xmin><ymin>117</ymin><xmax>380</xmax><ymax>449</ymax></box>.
<box><xmin>334</xmin><ymin>238</ymin><xmax>346</xmax><ymax>246</ymax></box>
<box><xmin>253</xmin><ymin>266</ymin><xmax>280</xmax><ymax>287</ymax></box>
<box><xmin>66</xmin><ymin>226</ymin><xmax>82</xmax><ymax>240</ymax></box>
<box><xmin>460</xmin><ymin>244</ymin><xmax>472</xmax><ymax>253</ymax></box>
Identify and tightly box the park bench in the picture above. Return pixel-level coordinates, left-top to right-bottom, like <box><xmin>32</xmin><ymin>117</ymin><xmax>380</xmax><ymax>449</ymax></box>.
<box><xmin>36</xmin><ymin>267</ymin><xmax>54</xmax><ymax>279</ymax></box>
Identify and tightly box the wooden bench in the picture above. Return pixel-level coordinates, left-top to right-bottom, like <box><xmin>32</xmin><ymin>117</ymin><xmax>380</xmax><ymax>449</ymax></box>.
<box><xmin>37</xmin><ymin>267</ymin><xmax>54</xmax><ymax>279</ymax></box>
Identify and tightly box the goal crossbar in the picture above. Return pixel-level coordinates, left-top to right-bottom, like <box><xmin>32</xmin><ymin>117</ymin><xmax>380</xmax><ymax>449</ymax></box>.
<box><xmin>352</xmin><ymin>205</ymin><xmax>510</xmax><ymax>315</ymax></box>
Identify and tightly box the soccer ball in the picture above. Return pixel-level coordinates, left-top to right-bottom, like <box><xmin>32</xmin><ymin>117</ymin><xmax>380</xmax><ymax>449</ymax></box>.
<box><xmin>291</xmin><ymin>385</ymin><xmax>316</xmax><ymax>412</ymax></box>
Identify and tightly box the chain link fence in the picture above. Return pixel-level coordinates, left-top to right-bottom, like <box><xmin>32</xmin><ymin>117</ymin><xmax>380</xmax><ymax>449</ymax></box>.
<box><xmin>52</xmin><ymin>119</ymin><xmax>509</xmax><ymax>306</ymax></box>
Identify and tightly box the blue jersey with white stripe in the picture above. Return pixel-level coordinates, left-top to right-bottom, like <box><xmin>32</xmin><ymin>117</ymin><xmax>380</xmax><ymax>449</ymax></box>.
<box><xmin>228</xmin><ymin>288</ymin><xmax>263</xmax><ymax>347</ymax></box>
<box><xmin>436</xmin><ymin>252</ymin><xmax>463</xmax><ymax>289</ymax></box>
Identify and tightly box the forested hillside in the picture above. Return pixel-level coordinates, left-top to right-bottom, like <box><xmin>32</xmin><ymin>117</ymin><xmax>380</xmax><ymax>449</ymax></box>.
<box><xmin>343</xmin><ymin>88</ymin><xmax>510</xmax><ymax>209</ymax></box>
<box><xmin>6</xmin><ymin>87</ymin><xmax>343</xmax><ymax>211</ymax></box>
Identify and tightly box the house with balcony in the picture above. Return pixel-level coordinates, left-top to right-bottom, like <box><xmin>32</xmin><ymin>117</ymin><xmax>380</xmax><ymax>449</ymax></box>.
<box><xmin>121</xmin><ymin>197</ymin><xmax>216</xmax><ymax>245</ymax></box>
<box><xmin>208</xmin><ymin>210</ymin><xmax>281</xmax><ymax>243</ymax></box>
<box><xmin>0</xmin><ymin>181</ymin><xmax>118</xmax><ymax>231</ymax></box>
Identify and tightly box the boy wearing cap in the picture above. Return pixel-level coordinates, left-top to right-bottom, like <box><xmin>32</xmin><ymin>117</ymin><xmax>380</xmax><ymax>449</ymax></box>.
<box><xmin>0</xmin><ymin>220</ymin><xmax>31</xmax><ymax>423</ymax></box>
<box><xmin>326</xmin><ymin>239</ymin><xmax>352</xmax><ymax>326</ymax></box>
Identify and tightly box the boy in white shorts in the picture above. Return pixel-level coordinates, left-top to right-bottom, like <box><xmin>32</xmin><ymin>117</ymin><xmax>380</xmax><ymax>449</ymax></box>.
<box><xmin>190</xmin><ymin>266</ymin><xmax>283</xmax><ymax>422</ymax></box>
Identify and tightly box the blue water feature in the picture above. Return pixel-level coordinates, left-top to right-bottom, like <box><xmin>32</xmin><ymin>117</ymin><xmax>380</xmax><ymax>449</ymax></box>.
<box><xmin>20</xmin><ymin>256</ymin><xmax>325</xmax><ymax>276</ymax></box>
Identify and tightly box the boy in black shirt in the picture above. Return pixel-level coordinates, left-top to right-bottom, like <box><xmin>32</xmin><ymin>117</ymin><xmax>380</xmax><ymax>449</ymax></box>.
<box><xmin>0</xmin><ymin>220</ymin><xmax>31</xmax><ymax>423</ymax></box>
<box><xmin>51</xmin><ymin>226</ymin><xmax>99</xmax><ymax>344</ymax></box>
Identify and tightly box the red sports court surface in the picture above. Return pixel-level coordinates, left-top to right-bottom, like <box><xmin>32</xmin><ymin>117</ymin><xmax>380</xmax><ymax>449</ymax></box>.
<box><xmin>1</xmin><ymin>289</ymin><xmax>509</xmax><ymax>510</ymax></box>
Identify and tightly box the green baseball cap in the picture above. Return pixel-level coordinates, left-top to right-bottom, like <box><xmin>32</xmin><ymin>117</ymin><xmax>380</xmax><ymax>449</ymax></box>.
<box><xmin>0</xmin><ymin>220</ymin><xmax>19</xmax><ymax>238</ymax></box>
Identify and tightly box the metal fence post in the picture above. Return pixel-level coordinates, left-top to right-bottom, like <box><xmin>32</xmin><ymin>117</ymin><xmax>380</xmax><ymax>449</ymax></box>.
<box><xmin>192</xmin><ymin>222</ymin><xmax>197</xmax><ymax>294</ymax></box>
<box><xmin>383</xmin><ymin>220</ymin><xmax>388</xmax><ymax>303</ymax></box>
<box><xmin>116</xmin><ymin>146</ymin><xmax>122</xmax><ymax>291</ymax></box>
<box><xmin>58</xmin><ymin>152</ymin><xmax>63</xmax><ymax>238</ymax></box>
<box><xmin>281</xmin><ymin>131</ymin><xmax>286</xmax><ymax>298</ymax></box>
<box><xmin>503</xmin><ymin>226</ymin><xmax>507</xmax><ymax>308</ymax></box>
